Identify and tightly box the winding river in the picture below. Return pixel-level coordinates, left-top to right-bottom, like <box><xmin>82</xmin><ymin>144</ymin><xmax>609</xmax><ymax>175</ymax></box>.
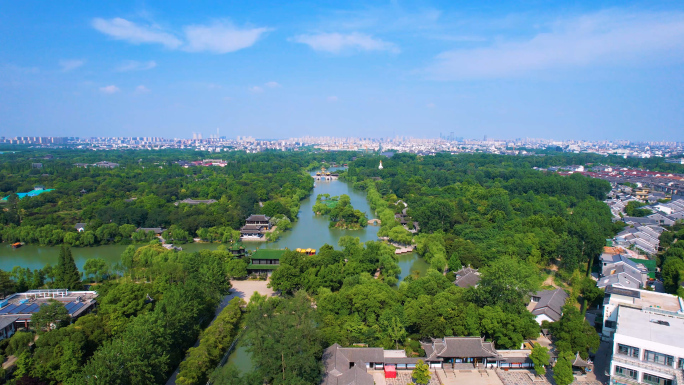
<box><xmin>0</xmin><ymin>169</ymin><xmax>429</xmax><ymax>376</ymax></box>
<box><xmin>0</xmin><ymin>169</ymin><xmax>428</xmax><ymax>276</ymax></box>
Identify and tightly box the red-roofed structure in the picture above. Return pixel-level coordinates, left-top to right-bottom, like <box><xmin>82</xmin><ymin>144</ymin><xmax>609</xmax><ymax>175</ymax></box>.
<box><xmin>384</xmin><ymin>365</ymin><xmax>396</xmax><ymax>379</ymax></box>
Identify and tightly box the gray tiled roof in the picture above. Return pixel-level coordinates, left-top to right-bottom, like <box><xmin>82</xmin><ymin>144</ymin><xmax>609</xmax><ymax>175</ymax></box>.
<box><xmin>137</xmin><ymin>227</ymin><xmax>164</xmax><ymax>233</ymax></box>
<box><xmin>453</xmin><ymin>267</ymin><xmax>481</xmax><ymax>288</ymax></box>
<box><xmin>454</xmin><ymin>272</ymin><xmax>481</xmax><ymax>288</ymax></box>
<box><xmin>321</xmin><ymin>344</ymin><xmax>381</xmax><ymax>385</ymax></box>
<box><xmin>572</xmin><ymin>352</ymin><xmax>591</xmax><ymax>367</ymax></box>
<box><xmin>336</xmin><ymin>366</ymin><xmax>374</xmax><ymax>385</ymax></box>
<box><xmin>531</xmin><ymin>289</ymin><xmax>568</xmax><ymax>322</ymax></box>
<box><xmin>422</xmin><ymin>337</ymin><xmax>499</xmax><ymax>360</ymax></box>
<box><xmin>597</xmin><ymin>273</ymin><xmax>641</xmax><ymax>290</ymax></box>
<box><xmin>246</xmin><ymin>214</ymin><xmax>270</xmax><ymax>222</ymax></box>
<box><xmin>0</xmin><ymin>315</ymin><xmax>18</xmax><ymax>330</ymax></box>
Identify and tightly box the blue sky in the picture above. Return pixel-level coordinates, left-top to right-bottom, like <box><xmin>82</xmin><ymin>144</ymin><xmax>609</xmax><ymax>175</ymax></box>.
<box><xmin>2</xmin><ymin>1</ymin><xmax>684</xmax><ymax>141</ymax></box>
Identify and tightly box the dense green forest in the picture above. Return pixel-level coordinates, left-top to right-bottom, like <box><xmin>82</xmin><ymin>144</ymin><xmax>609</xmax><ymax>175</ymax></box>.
<box><xmin>0</xmin><ymin>150</ymin><xmax>353</xmax><ymax>246</ymax></box>
<box><xmin>345</xmin><ymin>153</ymin><xmax>620</xmax><ymax>274</ymax></box>
<box><xmin>251</xmin><ymin>153</ymin><xmax>614</xmax><ymax>383</ymax></box>
<box><xmin>0</xmin><ymin>149</ymin><xmax>663</xmax><ymax>384</ymax></box>
<box><xmin>0</xmin><ymin>243</ymin><xmax>245</xmax><ymax>384</ymax></box>
<box><xmin>658</xmin><ymin>223</ymin><xmax>684</xmax><ymax>295</ymax></box>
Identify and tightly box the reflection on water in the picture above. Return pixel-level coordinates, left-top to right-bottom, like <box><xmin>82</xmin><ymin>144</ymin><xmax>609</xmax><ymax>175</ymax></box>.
<box><xmin>258</xmin><ymin>168</ymin><xmax>379</xmax><ymax>251</ymax></box>
<box><xmin>0</xmin><ymin>242</ymin><xmax>223</xmax><ymax>272</ymax></box>
<box><xmin>0</xmin><ymin>168</ymin><xmax>427</xmax><ymax>374</ymax></box>
<box><xmin>225</xmin><ymin>344</ymin><xmax>253</xmax><ymax>374</ymax></box>
<box><xmin>396</xmin><ymin>252</ymin><xmax>430</xmax><ymax>282</ymax></box>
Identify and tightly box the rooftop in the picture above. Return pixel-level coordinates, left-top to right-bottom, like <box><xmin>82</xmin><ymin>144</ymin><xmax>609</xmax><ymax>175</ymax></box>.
<box><xmin>251</xmin><ymin>249</ymin><xmax>286</xmax><ymax>260</ymax></box>
<box><xmin>0</xmin><ymin>290</ymin><xmax>98</xmax><ymax>319</ymax></box>
<box><xmin>1</xmin><ymin>188</ymin><xmax>55</xmax><ymax>201</ymax></box>
<box><xmin>606</xmin><ymin>287</ymin><xmax>683</xmax><ymax>313</ymax></box>
<box><xmin>616</xmin><ymin>306</ymin><xmax>684</xmax><ymax>348</ymax></box>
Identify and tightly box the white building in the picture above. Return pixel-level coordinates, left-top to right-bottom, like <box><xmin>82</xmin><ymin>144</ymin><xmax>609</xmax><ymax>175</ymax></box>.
<box><xmin>603</xmin><ymin>287</ymin><xmax>684</xmax><ymax>385</ymax></box>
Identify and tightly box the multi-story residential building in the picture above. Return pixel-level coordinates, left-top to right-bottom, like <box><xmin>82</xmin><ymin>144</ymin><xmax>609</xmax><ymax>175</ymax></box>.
<box><xmin>603</xmin><ymin>287</ymin><xmax>684</xmax><ymax>385</ymax></box>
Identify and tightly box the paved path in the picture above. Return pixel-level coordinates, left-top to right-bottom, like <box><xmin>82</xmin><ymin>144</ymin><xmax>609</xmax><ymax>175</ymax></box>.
<box><xmin>225</xmin><ymin>279</ymin><xmax>275</xmax><ymax>303</ymax></box>
<box><xmin>165</xmin><ymin>280</ymin><xmax>276</xmax><ymax>385</ymax></box>
<box><xmin>385</xmin><ymin>371</ymin><xmax>440</xmax><ymax>385</ymax></box>
<box><xmin>497</xmin><ymin>369</ymin><xmax>603</xmax><ymax>385</ymax></box>
<box><xmin>592</xmin><ymin>339</ymin><xmax>612</xmax><ymax>384</ymax></box>
<box><xmin>442</xmin><ymin>369</ymin><xmax>503</xmax><ymax>385</ymax></box>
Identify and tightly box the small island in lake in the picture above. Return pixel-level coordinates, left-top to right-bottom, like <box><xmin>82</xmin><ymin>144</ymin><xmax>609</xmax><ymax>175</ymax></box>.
<box><xmin>312</xmin><ymin>194</ymin><xmax>368</xmax><ymax>230</ymax></box>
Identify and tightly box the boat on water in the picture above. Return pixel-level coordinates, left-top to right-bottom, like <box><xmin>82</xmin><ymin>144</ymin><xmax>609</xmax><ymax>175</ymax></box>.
<box><xmin>295</xmin><ymin>248</ymin><xmax>316</xmax><ymax>255</ymax></box>
<box><xmin>11</xmin><ymin>242</ymin><xmax>24</xmax><ymax>249</ymax></box>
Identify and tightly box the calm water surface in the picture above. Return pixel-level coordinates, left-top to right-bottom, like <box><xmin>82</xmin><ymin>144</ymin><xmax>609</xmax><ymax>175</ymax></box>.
<box><xmin>0</xmin><ymin>169</ymin><xmax>427</xmax><ymax>374</ymax></box>
<box><xmin>0</xmin><ymin>169</ymin><xmax>415</xmax><ymax>270</ymax></box>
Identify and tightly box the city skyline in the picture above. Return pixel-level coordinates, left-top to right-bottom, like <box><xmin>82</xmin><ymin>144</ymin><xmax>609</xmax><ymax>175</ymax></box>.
<box><xmin>2</xmin><ymin>1</ymin><xmax>684</xmax><ymax>141</ymax></box>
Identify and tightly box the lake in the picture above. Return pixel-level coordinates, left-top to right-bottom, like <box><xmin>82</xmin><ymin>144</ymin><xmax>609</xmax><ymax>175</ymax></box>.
<box><xmin>0</xmin><ymin>169</ymin><xmax>428</xmax><ymax>378</ymax></box>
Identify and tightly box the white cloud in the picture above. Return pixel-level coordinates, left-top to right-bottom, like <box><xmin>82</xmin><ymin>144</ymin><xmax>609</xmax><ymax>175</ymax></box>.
<box><xmin>4</xmin><ymin>64</ymin><xmax>39</xmax><ymax>74</ymax></box>
<box><xmin>327</xmin><ymin>96</ymin><xmax>339</xmax><ymax>102</ymax></box>
<box><xmin>116</xmin><ymin>60</ymin><xmax>157</xmax><ymax>72</ymax></box>
<box><xmin>100</xmin><ymin>85</ymin><xmax>120</xmax><ymax>94</ymax></box>
<box><xmin>292</xmin><ymin>32</ymin><xmax>399</xmax><ymax>54</ymax></box>
<box><xmin>426</xmin><ymin>10</ymin><xmax>684</xmax><ymax>80</ymax></box>
<box><xmin>59</xmin><ymin>59</ymin><xmax>84</xmax><ymax>72</ymax></box>
<box><xmin>92</xmin><ymin>17</ymin><xmax>182</xmax><ymax>48</ymax></box>
<box><xmin>135</xmin><ymin>85</ymin><xmax>150</xmax><ymax>94</ymax></box>
<box><xmin>183</xmin><ymin>22</ymin><xmax>270</xmax><ymax>53</ymax></box>
<box><xmin>249</xmin><ymin>86</ymin><xmax>263</xmax><ymax>93</ymax></box>
<box><xmin>265</xmin><ymin>81</ymin><xmax>281</xmax><ymax>88</ymax></box>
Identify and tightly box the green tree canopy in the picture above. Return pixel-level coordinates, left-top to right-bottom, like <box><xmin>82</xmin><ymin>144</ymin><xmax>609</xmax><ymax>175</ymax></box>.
<box><xmin>244</xmin><ymin>291</ymin><xmax>324</xmax><ymax>384</ymax></box>
<box><xmin>54</xmin><ymin>246</ymin><xmax>82</xmax><ymax>290</ymax></box>
<box><xmin>553</xmin><ymin>351</ymin><xmax>575</xmax><ymax>385</ymax></box>
<box><xmin>31</xmin><ymin>299</ymin><xmax>71</xmax><ymax>333</ymax></box>
<box><xmin>474</xmin><ymin>257</ymin><xmax>541</xmax><ymax>310</ymax></box>
<box><xmin>530</xmin><ymin>343</ymin><xmax>550</xmax><ymax>377</ymax></box>
<box><xmin>412</xmin><ymin>359</ymin><xmax>431</xmax><ymax>385</ymax></box>
<box><xmin>550</xmin><ymin>305</ymin><xmax>600</xmax><ymax>359</ymax></box>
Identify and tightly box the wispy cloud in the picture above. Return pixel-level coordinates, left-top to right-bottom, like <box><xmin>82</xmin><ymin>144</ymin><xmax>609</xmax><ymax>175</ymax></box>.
<box><xmin>4</xmin><ymin>63</ymin><xmax>39</xmax><ymax>74</ymax></box>
<box><xmin>116</xmin><ymin>60</ymin><xmax>157</xmax><ymax>72</ymax></box>
<box><xmin>92</xmin><ymin>18</ymin><xmax>268</xmax><ymax>54</ymax></box>
<box><xmin>292</xmin><ymin>32</ymin><xmax>399</xmax><ymax>54</ymax></box>
<box><xmin>59</xmin><ymin>59</ymin><xmax>84</xmax><ymax>72</ymax></box>
<box><xmin>99</xmin><ymin>85</ymin><xmax>120</xmax><ymax>94</ymax></box>
<box><xmin>135</xmin><ymin>85</ymin><xmax>150</xmax><ymax>94</ymax></box>
<box><xmin>425</xmin><ymin>10</ymin><xmax>684</xmax><ymax>80</ymax></box>
<box><xmin>327</xmin><ymin>96</ymin><xmax>339</xmax><ymax>102</ymax></box>
<box><xmin>92</xmin><ymin>17</ymin><xmax>182</xmax><ymax>48</ymax></box>
<box><xmin>249</xmin><ymin>86</ymin><xmax>263</xmax><ymax>93</ymax></box>
<box><xmin>183</xmin><ymin>22</ymin><xmax>270</xmax><ymax>53</ymax></box>
<box><xmin>265</xmin><ymin>81</ymin><xmax>281</xmax><ymax>88</ymax></box>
